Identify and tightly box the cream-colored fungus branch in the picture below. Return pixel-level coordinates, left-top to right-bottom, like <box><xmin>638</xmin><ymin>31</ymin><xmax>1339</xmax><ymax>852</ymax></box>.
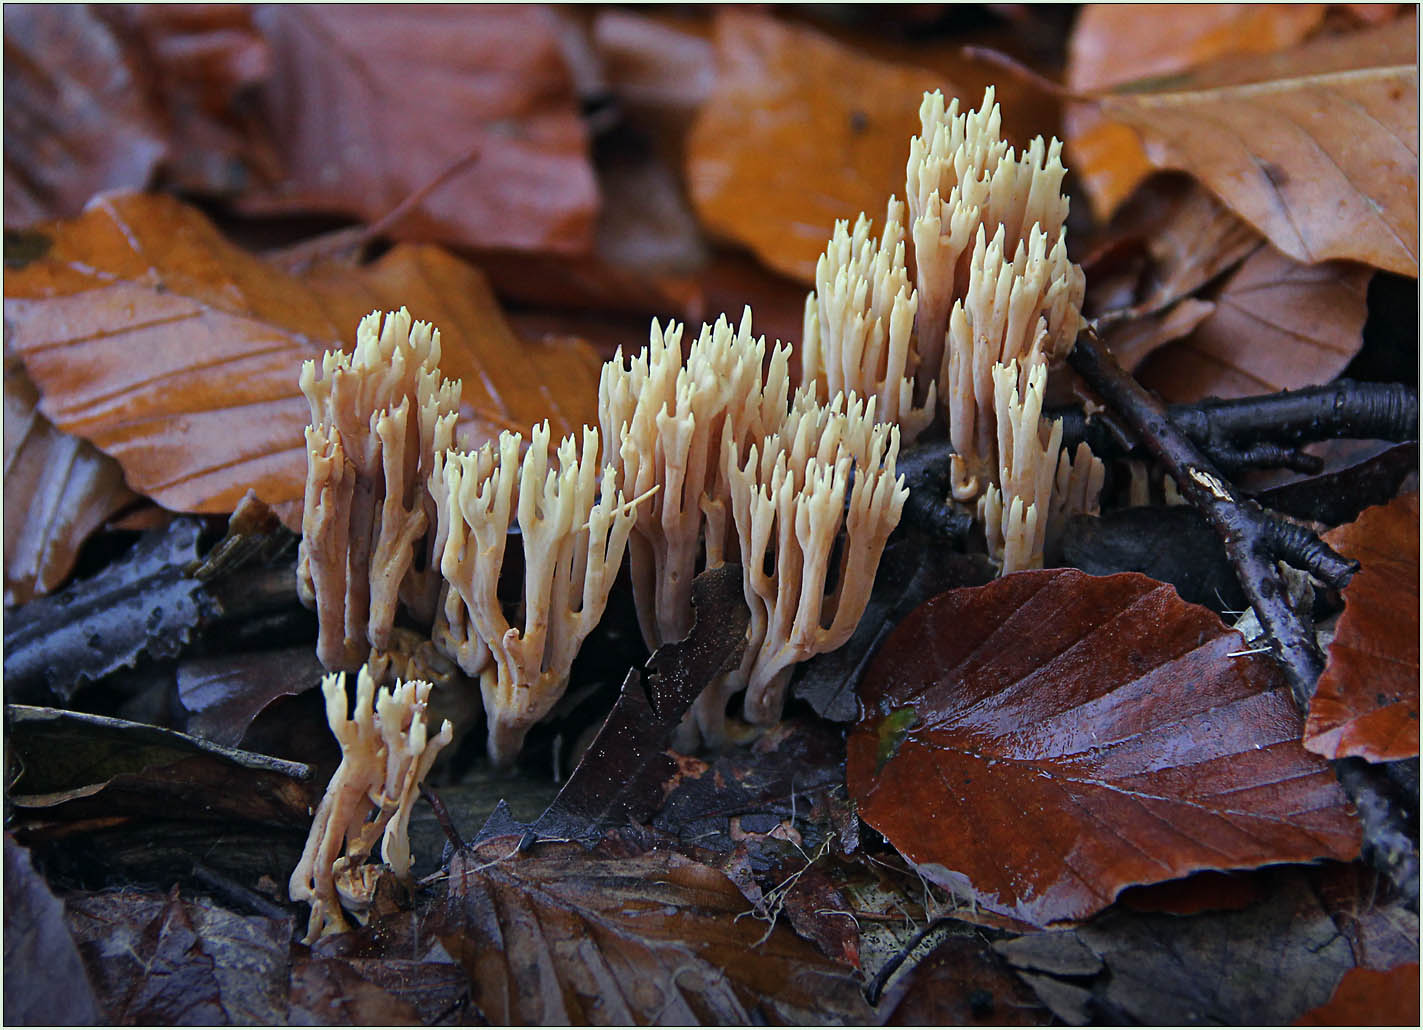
<box><xmin>433</xmin><ymin>422</ymin><xmax>640</xmax><ymax>767</ymax></box>
<box><xmin>297</xmin><ymin>309</ymin><xmax>460</xmax><ymax>669</ymax></box>
<box><xmin>289</xmin><ymin>665</ymin><xmax>453</xmax><ymax>943</ymax></box>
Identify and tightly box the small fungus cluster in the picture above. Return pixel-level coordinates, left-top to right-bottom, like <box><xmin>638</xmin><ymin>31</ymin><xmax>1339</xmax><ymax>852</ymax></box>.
<box><xmin>291</xmin><ymin>85</ymin><xmax>1100</xmax><ymax>936</ymax></box>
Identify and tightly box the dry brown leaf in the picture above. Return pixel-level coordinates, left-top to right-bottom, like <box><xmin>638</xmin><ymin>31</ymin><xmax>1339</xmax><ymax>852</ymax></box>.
<box><xmin>4</xmin><ymin>192</ymin><xmax>603</xmax><ymax>528</ymax></box>
<box><xmin>1306</xmin><ymin>492</ymin><xmax>1420</xmax><ymax>762</ymax></box>
<box><xmin>848</xmin><ymin>569</ymin><xmax>1360</xmax><ymax>927</ymax></box>
<box><xmin>686</xmin><ymin>11</ymin><xmax>947</xmax><ymax>284</ymax></box>
<box><xmin>1135</xmin><ymin>245</ymin><xmax>1370</xmax><ymax>402</ymax></box>
<box><xmin>236</xmin><ymin>6</ymin><xmax>597</xmax><ymax>255</ymax></box>
<box><xmin>1090</xmin><ymin>19</ymin><xmax>1419</xmax><ymax>275</ymax></box>
<box><xmin>1065</xmin><ymin>4</ymin><xmax>1328</xmax><ymax>220</ymax></box>
<box><xmin>3</xmin><ymin>6</ymin><xmax>169</xmax><ymax>227</ymax></box>
<box><xmin>3</xmin><ymin>356</ymin><xmax>134</xmax><ymax>606</ymax></box>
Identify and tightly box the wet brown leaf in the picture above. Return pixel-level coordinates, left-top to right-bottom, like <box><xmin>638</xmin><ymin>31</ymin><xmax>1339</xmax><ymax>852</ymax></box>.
<box><xmin>1090</xmin><ymin>19</ymin><xmax>1419</xmax><ymax>275</ymax></box>
<box><xmin>886</xmin><ymin>934</ymin><xmax>1049</xmax><ymax>1026</ymax></box>
<box><xmin>1134</xmin><ymin>245</ymin><xmax>1371</xmax><ymax>401</ymax></box>
<box><xmin>847</xmin><ymin>569</ymin><xmax>1361</xmax><ymax>927</ymax></box>
<box><xmin>2</xmin><ymin>6</ymin><xmax>168</xmax><ymax>227</ymax></box>
<box><xmin>1294</xmin><ymin>962</ymin><xmax>1420</xmax><ymax>1026</ymax></box>
<box><xmin>997</xmin><ymin>869</ymin><xmax>1360</xmax><ymax>1025</ymax></box>
<box><xmin>1306</xmin><ymin>492</ymin><xmax>1420</xmax><ymax>762</ymax></box>
<box><xmin>5</xmin><ymin>192</ymin><xmax>603</xmax><ymax>526</ymax></box>
<box><xmin>3</xmin><ymin>834</ymin><xmax>102</xmax><ymax>1026</ymax></box>
<box><xmin>687</xmin><ymin>11</ymin><xmax>947</xmax><ymax>283</ymax></box>
<box><xmin>238</xmin><ymin>6</ymin><xmax>597</xmax><ymax>255</ymax></box>
<box><xmin>432</xmin><ymin>840</ymin><xmax>874</xmax><ymax>1025</ymax></box>
<box><xmin>1064</xmin><ymin>4</ymin><xmax>1327</xmax><ymax>220</ymax></box>
<box><xmin>3</xmin><ymin>355</ymin><xmax>134</xmax><ymax>606</ymax></box>
<box><xmin>67</xmin><ymin>887</ymin><xmax>291</xmax><ymax>1025</ymax></box>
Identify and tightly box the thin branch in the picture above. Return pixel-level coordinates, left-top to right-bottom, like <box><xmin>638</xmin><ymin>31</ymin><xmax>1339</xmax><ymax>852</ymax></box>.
<box><xmin>1054</xmin><ymin>379</ymin><xmax>1418</xmax><ymax>473</ymax></box>
<box><xmin>1065</xmin><ymin>328</ymin><xmax>1352</xmax><ymax>708</ymax></box>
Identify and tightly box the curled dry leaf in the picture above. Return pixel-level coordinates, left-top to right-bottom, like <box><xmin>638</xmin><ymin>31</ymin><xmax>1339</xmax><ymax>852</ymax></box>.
<box><xmin>2</xmin><ymin>5</ymin><xmax>168</xmax><ymax>227</ymax></box>
<box><xmin>847</xmin><ymin>568</ymin><xmax>1361</xmax><ymax>927</ymax></box>
<box><xmin>1306</xmin><ymin>491</ymin><xmax>1420</xmax><ymax>762</ymax></box>
<box><xmin>238</xmin><ymin>6</ymin><xmax>596</xmax><ymax>254</ymax></box>
<box><xmin>687</xmin><ymin>10</ymin><xmax>946</xmax><ymax>283</ymax></box>
<box><xmin>1135</xmin><ymin>245</ymin><xmax>1371</xmax><ymax>402</ymax></box>
<box><xmin>1064</xmin><ymin>4</ymin><xmax>1327</xmax><ymax>220</ymax></box>
<box><xmin>4</xmin><ymin>355</ymin><xmax>134</xmax><ymax>606</ymax></box>
<box><xmin>4</xmin><ymin>192</ymin><xmax>603</xmax><ymax>526</ymax></box>
<box><xmin>432</xmin><ymin>841</ymin><xmax>874</xmax><ymax>1025</ymax></box>
<box><xmin>1088</xmin><ymin>18</ymin><xmax>1419</xmax><ymax>276</ymax></box>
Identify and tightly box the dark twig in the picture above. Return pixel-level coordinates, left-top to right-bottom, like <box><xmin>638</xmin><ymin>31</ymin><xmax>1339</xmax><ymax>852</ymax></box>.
<box><xmin>1066</xmin><ymin>328</ymin><xmax>1354</xmax><ymax>708</ymax></box>
<box><xmin>421</xmin><ymin>783</ymin><xmax>465</xmax><ymax>853</ymax></box>
<box><xmin>898</xmin><ymin>440</ymin><xmax>974</xmax><ymax>538</ymax></box>
<box><xmin>1054</xmin><ymin>379</ymin><xmax>1419</xmax><ymax>473</ymax></box>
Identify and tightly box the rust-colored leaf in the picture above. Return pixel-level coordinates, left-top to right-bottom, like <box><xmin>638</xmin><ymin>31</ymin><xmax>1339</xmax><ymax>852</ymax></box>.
<box><xmin>1064</xmin><ymin>4</ymin><xmax>1327</xmax><ymax>220</ymax></box>
<box><xmin>237</xmin><ymin>6</ymin><xmax>597</xmax><ymax>255</ymax></box>
<box><xmin>886</xmin><ymin>935</ymin><xmax>1049</xmax><ymax>1026</ymax></box>
<box><xmin>847</xmin><ymin>569</ymin><xmax>1361</xmax><ymax>927</ymax></box>
<box><xmin>4</xmin><ymin>192</ymin><xmax>603</xmax><ymax>527</ymax></box>
<box><xmin>2</xmin><ymin>6</ymin><xmax>168</xmax><ymax>227</ymax></box>
<box><xmin>686</xmin><ymin>11</ymin><xmax>947</xmax><ymax>284</ymax></box>
<box><xmin>1135</xmin><ymin>245</ymin><xmax>1371</xmax><ymax>401</ymax></box>
<box><xmin>432</xmin><ymin>840</ymin><xmax>874</xmax><ymax>1025</ymax></box>
<box><xmin>3</xmin><ymin>355</ymin><xmax>134</xmax><ymax>606</ymax></box>
<box><xmin>1294</xmin><ymin>962</ymin><xmax>1420</xmax><ymax>1026</ymax></box>
<box><xmin>1306</xmin><ymin>492</ymin><xmax>1420</xmax><ymax>762</ymax></box>
<box><xmin>1090</xmin><ymin>19</ymin><xmax>1419</xmax><ymax>275</ymax></box>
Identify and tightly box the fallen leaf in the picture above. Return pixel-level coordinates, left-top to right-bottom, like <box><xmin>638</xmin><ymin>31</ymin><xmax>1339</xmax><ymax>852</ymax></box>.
<box><xmin>3</xmin><ymin>834</ymin><xmax>103</xmax><ymax>1026</ymax></box>
<box><xmin>1090</xmin><ymin>19</ymin><xmax>1419</xmax><ymax>275</ymax></box>
<box><xmin>3</xmin><ymin>354</ymin><xmax>134</xmax><ymax>606</ymax></box>
<box><xmin>1259</xmin><ymin>441</ymin><xmax>1419</xmax><ymax>527</ymax></box>
<box><xmin>997</xmin><ymin>869</ymin><xmax>1358</xmax><ymax>1025</ymax></box>
<box><xmin>67</xmin><ymin>887</ymin><xmax>291</xmax><ymax>1025</ymax></box>
<box><xmin>1310</xmin><ymin>861</ymin><xmax>1420</xmax><ymax>973</ymax></box>
<box><xmin>886</xmin><ymin>934</ymin><xmax>1049</xmax><ymax>1026</ymax></box>
<box><xmin>5</xmin><ymin>704</ymin><xmax>310</xmax><ymax>820</ymax></box>
<box><xmin>288</xmin><ymin>958</ymin><xmax>425</xmax><ymax>1026</ymax></box>
<box><xmin>847</xmin><ymin>568</ymin><xmax>1361</xmax><ymax>927</ymax></box>
<box><xmin>794</xmin><ymin>534</ymin><xmax>995</xmax><ymax>722</ymax></box>
<box><xmin>511</xmin><ymin>564</ymin><xmax>750</xmax><ymax>845</ymax></box>
<box><xmin>432</xmin><ymin>839</ymin><xmax>875</xmax><ymax>1024</ymax></box>
<box><xmin>1306</xmin><ymin>492</ymin><xmax>1420</xmax><ymax>762</ymax></box>
<box><xmin>235</xmin><ymin>6</ymin><xmax>596</xmax><ymax>255</ymax></box>
<box><xmin>686</xmin><ymin>11</ymin><xmax>947</xmax><ymax>283</ymax></box>
<box><xmin>653</xmin><ymin>718</ymin><xmax>846</xmax><ymax>852</ymax></box>
<box><xmin>2</xmin><ymin>6</ymin><xmax>168</xmax><ymax>227</ymax></box>
<box><xmin>1294</xmin><ymin>962</ymin><xmax>1420</xmax><ymax>1026</ymax></box>
<box><xmin>4</xmin><ymin>519</ymin><xmax>209</xmax><ymax>702</ymax></box>
<box><xmin>1135</xmin><ymin>245</ymin><xmax>1371</xmax><ymax>401</ymax></box>
<box><xmin>177</xmin><ymin>645</ymin><xmax>325</xmax><ymax>748</ymax></box>
<box><xmin>1116</xmin><ymin>867</ymin><xmax>1269</xmax><ymax>916</ymax></box>
<box><xmin>1064</xmin><ymin>4</ymin><xmax>1327</xmax><ymax>220</ymax></box>
<box><xmin>5</xmin><ymin>192</ymin><xmax>604</xmax><ymax>524</ymax></box>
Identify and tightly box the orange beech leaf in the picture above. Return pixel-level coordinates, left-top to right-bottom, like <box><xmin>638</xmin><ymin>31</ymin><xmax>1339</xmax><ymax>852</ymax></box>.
<box><xmin>1293</xmin><ymin>962</ymin><xmax>1421</xmax><ymax>1026</ymax></box>
<box><xmin>3</xmin><ymin>356</ymin><xmax>135</xmax><ymax>606</ymax></box>
<box><xmin>1134</xmin><ymin>245</ymin><xmax>1370</xmax><ymax>402</ymax></box>
<box><xmin>235</xmin><ymin>5</ymin><xmax>597</xmax><ymax>255</ymax></box>
<box><xmin>4</xmin><ymin>192</ymin><xmax>603</xmax><ymax>529</ymax></box>
<box><xmin>1088</xmin><ymin>19</ymin><xmax>1418</xmax><ymax>275</ymax></box>
<box><xmin>1306</xmin><ymin>492</ymin><xmax>1420</xmax><ymax>762</ymax></box>
<box><xmin>1064</xmin><ymin>4</ymin><xmax>1327</xmax><ymax>220</ymax></box>
<box><xmin>686</xmin><ymin>11</ymin><xmax>948</xmax><ymax>284</ymax></box>
<box><xmin>847</xmin><ymin>568</ymin><xmax>1360</xmax><ymax>928</ymax></box>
